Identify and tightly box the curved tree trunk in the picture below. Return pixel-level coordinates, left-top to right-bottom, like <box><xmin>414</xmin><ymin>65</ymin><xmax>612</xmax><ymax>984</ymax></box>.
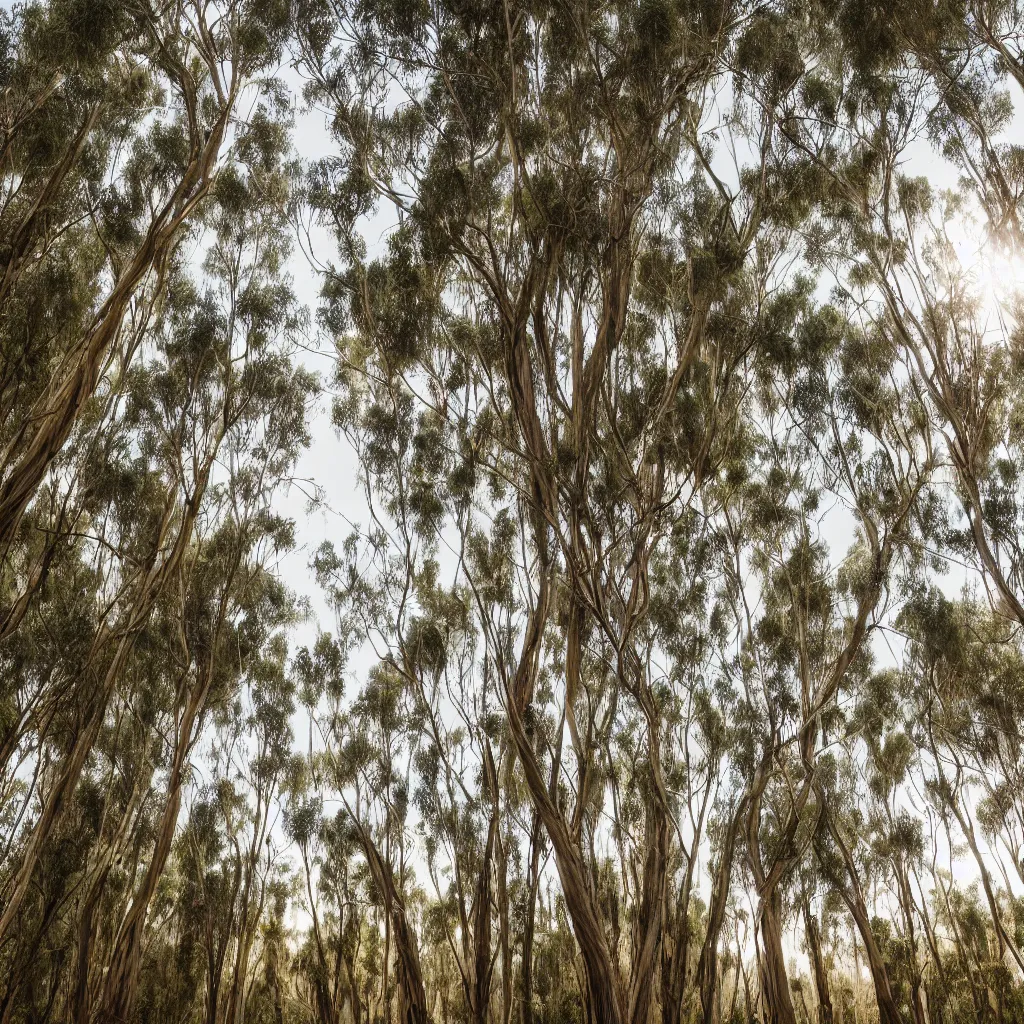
<box><xmin>358</xmin><ymin>822</ymin><xmax>431</xmax><ymax>1024</ymax></box>
<box><xmin>96</xmin><ymin>685</ymin><xmax>203</xmax><ymax>1021</ymax></box>
<box><xmin>0</xmin><ymin>467</ymin><xmax>209</xmax><ymax>945</ymax></box>
<box><xmin>757</xmin><ymin>890</ymin><xmax>798</xmax><ymax>1024</ymax></box>
<box><xmin>0</xmin><ymin>64</ymin><xmax>235</xmax><ymax>563</ymax></box>
<box><xmin>843</xmin><ymin>894</ymin><xmax>905</xmax><ymax>1024</ymax></box>
<box><xmin>820</xmin><ymin>816</ymin><xmax>906</xmax><ymax>1024</ymax></box>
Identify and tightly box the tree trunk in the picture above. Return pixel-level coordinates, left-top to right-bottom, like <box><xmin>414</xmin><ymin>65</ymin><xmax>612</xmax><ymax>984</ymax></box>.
<box><xmin>627</xmin><ymin>794</ymin><xmax>669</xmax><ymax>1024</ymax></box>
<box><xmin>803</xmin><ymin>902</ymin><xmax>833</xmax><ymax>1024</ymax></box>
<box><xmin>97</xmin><ymin>680</ymin><xmax>208</xmax><ymax>1020</ymax></box>
<box><xmin>0</xmin><ymin>478</ymin><xmax>206</xmax><ymax>944</ymax></box>
<box><xmin>501</xmin><ymin>588</ymin><xmax>625</xmax><ymax>1024</ymax></box>
<box><xmin>358</xmin><ymin>823</ymin><xmax>431</xmax><ymax>1024</ymax></box>
<box><xmin>819</xmin><ymin>816</ymin><xmax>905</xmax><ymax>1024</ymax></box>
<box><xmin>843</xmin><ymin>893</ymin><xmax>904</xmax><ymax>1024</ymax></box>
<box><xmin>696</xmin><ymin>800</ymin><xmax>744</xmax><ymax>1024</ymax></box>
<box><xmin>0</xmin><ymin>90</ymin><xmax>233</xmax><ymax>560</ymax></box>
<box><xmin>758</xmin><ymin>890</ymin><xmax>798</xmax><ymax>1024</ymax></box>
<box><xmin>470</xmin><ymin>813</ymin><xmax>496</xmax><ymax>1024</ymax></box>
<box><xmin>520</xmin><ymin>814</ymin><xmax>542</xmax><ymax>1024</ymax></box>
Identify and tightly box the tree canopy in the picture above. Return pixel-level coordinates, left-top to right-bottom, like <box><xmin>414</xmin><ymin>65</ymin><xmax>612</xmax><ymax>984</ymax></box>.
<box><xmin>3</xmin><ymin>3</ymin><xmax>1024</xmax><ymax>1024</ymax></box>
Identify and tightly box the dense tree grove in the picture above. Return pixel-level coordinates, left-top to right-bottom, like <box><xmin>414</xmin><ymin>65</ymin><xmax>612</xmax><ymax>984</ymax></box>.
<box><xmin>4</xmin><ymin>1</ymin><xmax>1024</xmax><ymax>1022</ymax></box>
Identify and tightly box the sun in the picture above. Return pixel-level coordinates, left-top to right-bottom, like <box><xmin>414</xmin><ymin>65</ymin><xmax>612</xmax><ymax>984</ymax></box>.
<box><xmin>945</xmin><ymin>218</ymin><xmax>1024</xmax><ymax>332</ymax></box>
<box><xmin>975</xmin><ymin>245</ymin><xmax>1024</xmax><ymax>308</ymax></box>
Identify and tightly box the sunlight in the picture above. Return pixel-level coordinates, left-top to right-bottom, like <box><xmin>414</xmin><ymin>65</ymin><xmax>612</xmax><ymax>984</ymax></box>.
<box><xmin>975</xmin><ymin>245</ymin><xmax>1024</xmax><ymax>316</ymax></box>
<box><xmin>948</xmin><ymin>220</ymin><xmax>1024</xmax><ymax>331</ymax></box>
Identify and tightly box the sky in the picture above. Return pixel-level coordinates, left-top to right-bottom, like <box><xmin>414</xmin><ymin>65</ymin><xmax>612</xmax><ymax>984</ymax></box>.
<box><xmin>271</xmin><ymin>66</ymin><xmax>1024</xmax><ymax>656</ymax></box>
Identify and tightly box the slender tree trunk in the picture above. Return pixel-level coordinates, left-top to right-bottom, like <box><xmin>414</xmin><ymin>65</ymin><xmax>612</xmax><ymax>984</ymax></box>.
<box><xmin>893</xmin><ymin>865</ymin><xmax>927</xmax><ymax>1024</ymax></box>
<box><xmin>520</xmin><ymin>813</ymin><xmax>542</xmax><ymax>1024</ymax></box>
<box><xmin>0</xmin><ymin>96</ymin><xmax>233</xmax><ymax>559</ymax></box>
<box><xmin>72</xmin><ymin>854</ymin><xmax>119</xmax><ymax>1024</ymax></box>
<box><xmin>660</xmin><ymin>886</ymin><xmax>688</xmax><ymax>1024</ymax></box>
<box><xmin>842</xmin><ymin>892</ymin><xmax>904</xmax><ymax>1024</ymax></box>
<box><xmin>501</xmin><ymin>587</ymin><xmax>625</xmax><ymax>1024</ymax></box>
<box><xmin>818</xmin><ymin>814</ymin><xmax>905</xmax><ymax>1024</ymax></box>
<box><xmin>627</xmin><ymin>792</ymin><xmax>669</xmax><ymax>1024</ymax></box>
<box><xmin>947</xmin><ymin>789</ymin><xmax>1024</xmax><ymax>977</ymax></box>
<box><xmin>697</xmin><ymin>800</ymin><xmax>744</xmax><ymax>1024</ymax></box>
<box><xmin>470</xmin><ymin>813</ymin><xmax>496</xmax><ymax>1024</ymax></box>
<box><xmin>358</xmin><ymin>822</ymin><xmax>431</xmax><ymax>1024</ymax></box>
<box><xmin>0</xmin><ymin>479</ymin><xmax>206</xmax><ymax>944</ymax></box>
<box><xmin>803</xmin><ymin>902</ymin><xmax>833</xmax><ymax>1024</ymax></box>
<box><xmin>495</xmin><ymin>828</ymin><xmax>512</xmax><ymax>1024</ymax></box>
<box><xmin>97</xmin><ymin>681</ymin><xmax>208</xmax><ymax>1020</ymax></box>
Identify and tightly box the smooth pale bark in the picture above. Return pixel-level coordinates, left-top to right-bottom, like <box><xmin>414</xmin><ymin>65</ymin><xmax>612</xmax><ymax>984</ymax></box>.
<box><xmin>501</xmin><ymin>598</ymin><xmax>625</xmax><ymax>1024</ymax></box>
<box><xmin>697</xmin><ymin>800</ymin><xmax>745</xmax><ymax>1024</ymax></box>
<box><xmin>520</xmin><ymin>812</ymin><xmax>543</xmax><ymax>1024</ymax></box>
<box><xmin>757</xmin><ymin>890</ymin><xmax>799</xmax><ymax>1024</ymax></box>
<box><xmin>819</xmin><ymin>815</ymin><xmax>906</xmax><ymax>1024</ymax></box>
<box><xmin>97</xmin><ymin>671</ymin><xmax>212</xmax><ymax>1020</ymax></box>
<box><xmin>843</xmin><ymin>892</ymin><xmax>905</xmax><ymax>1024</ymax></box>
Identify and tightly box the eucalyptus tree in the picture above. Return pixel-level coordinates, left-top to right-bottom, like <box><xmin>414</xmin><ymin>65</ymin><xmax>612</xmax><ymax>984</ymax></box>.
<box><xmin>124</xmin><ymin>591</ymin><xmax>302</xmax><ymax>1024</ymax></box>
<box><xmin>5</xmin><ymin>1</ymin><xmax>1024</xmax><ymax>1022</ymax></box>
<box><xmin>792</xmin><ymin>859</ymin><xmax>838</xmax><ymax>1024</ymax></box>
<box><xmin>766</xmin><ymin>0</ymin><xmax>1024</xmax><ymax>633</ymax></box>
<box><xmin>0</xmin><ymin>261</ymin><xmax>229</xmax><ymax>953</ymax></box>
<box><xmin>897</xmin><ymin>591</ymin><xmax>1024</xmax><ymax>1011</ymax></box>
<box><xmin>812</xmin><ymin>740</ymin><xmax>912</xmax><ymax>1024</ymax></box>
<box><xmin>839</xmin><ymin>665</ymin><xmax>938</xmax><ymax>1024</ymax></box>
<box><xmin>690</xmin><ymin>244</ymin><xmax>933</xmax><ymax>1023</ymax></box>
<box><xmin>778</xmin><ymin>6</ymin><xmax>1024</xmax><ymax>1011</ymax></box>
<box><xmin>713</xmin><ymin>9</ymin><xmax>1024</xmax><ymax>1017</ymax></box>
<box><xmin>0</xmin><ymin>0</ymin><xmax>294</xmax><ymax>571</ymax></box>
<box><xmin>287</xmin><ymin>789</ymin><xmax>377</xmax><ymax>1024</ymax></box>
<box><xmin>95</xmin><ymin>95</ymin><xmax>312</xmax><ymax>1024</ymax></box>
<box><xmin>0</xmin><ymin>65</ymin><xmax>313</xmax><ymax>1022</ymax></box>
<box><xmin>294</xmin><ymin>1</ymin><xmax>832</xmax><ymax>1021</ymax></box>
<box><xmin>306</xmin><ymin>539</ymin><xmax>438</xmax><ymax>1024</ymax></box>
<box><xmin>0</xmin><ymin>0</ymin><xmax>302</xmax><ymax>942</ymax></box>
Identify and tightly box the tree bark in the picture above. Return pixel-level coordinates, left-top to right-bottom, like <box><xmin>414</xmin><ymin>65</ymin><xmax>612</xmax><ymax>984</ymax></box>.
<box><xmin>0</xmin><ymin>71</ymin><xmax>235</xmax><ymax>561</ymax></box>
<box><xmin>757</xmin><ymin>890</ymin><xmax>798</xmax><ymax>1024</ymax></box>
<box><xmin>358</xmin><ymin>822</ymin><xmax>431</xmax><ymax>1024</ymax></box>
<box><xmin>819</xmin><ymin>816</ymin><xmax>905</xmax><ymax>1024</ymax></box>
<box><xmin>803</xmin><ymin>902</ymin><xmax>833</xmax><ymax>1024</ymax></box>
<box><xmin>0</xmin><ymin>469</ymin><xmax>208</xmax><ymax>945</ymax></box>
<box><xmin>697</xmin><ymin>799</ymin><xmax>745</xmax><ymax>1024</ymax></box>
<box><xmin>97</xmin><ymin>673</ymin><xmax>210</xmax><ymax>1020</ymax></box>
